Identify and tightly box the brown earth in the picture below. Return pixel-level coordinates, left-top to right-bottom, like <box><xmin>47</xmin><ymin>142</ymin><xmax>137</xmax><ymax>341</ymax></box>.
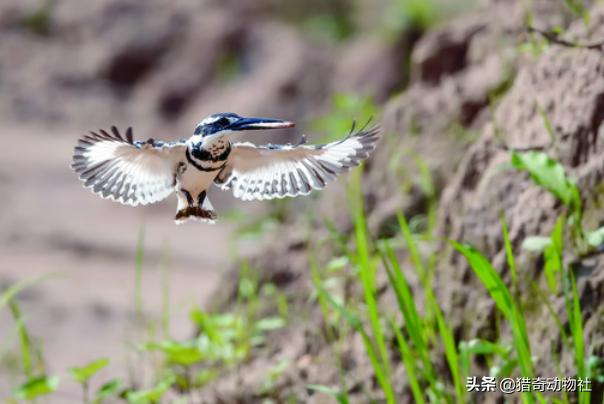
<box><xmin>201</xmin><ymin>1</ymin><xmax>604</xmax><ymax>403</ymax></box>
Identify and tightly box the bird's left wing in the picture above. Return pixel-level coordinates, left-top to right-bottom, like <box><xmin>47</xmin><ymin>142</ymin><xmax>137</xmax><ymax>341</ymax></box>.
<box><xmin>71</xmin><ymin>126</ymin><xmax>186</xmax><ymax>206</ymax></box>
<box><xmin>215</xmin><ymin>126</ymin><xmax>380</xmax><ymax>201</ymax></box>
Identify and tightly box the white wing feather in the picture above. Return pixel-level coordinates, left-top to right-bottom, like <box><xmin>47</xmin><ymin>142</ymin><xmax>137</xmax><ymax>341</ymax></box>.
<box><xmin>71</xmin><ymin>126</ymin><xmax>186</xmax><ymax>206</ymax></box>
<box><xmin>216</xmin><ymin>126</ymin><xmax>380</xmax><ymax>201</ymax></box>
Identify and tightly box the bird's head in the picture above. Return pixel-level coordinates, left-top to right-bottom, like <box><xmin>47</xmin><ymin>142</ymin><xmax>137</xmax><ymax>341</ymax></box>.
<box><xmin>194</xmin><ymin>112</ymin><xmax>295</xmax><ymax>139</ymax></box>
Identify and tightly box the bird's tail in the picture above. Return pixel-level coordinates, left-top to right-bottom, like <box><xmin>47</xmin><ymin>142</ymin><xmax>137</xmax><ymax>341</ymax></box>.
<box><xmin>174</xmin><ymin>192</ymin><xmax>217</xmax><ymax>225</ymax></box>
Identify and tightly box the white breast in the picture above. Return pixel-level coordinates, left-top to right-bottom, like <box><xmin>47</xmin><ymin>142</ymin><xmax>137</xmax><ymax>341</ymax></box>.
<box><xmin>179</xmin><ymin>165</ymin><xmax>219</xmax><ymax>196</ymax></box>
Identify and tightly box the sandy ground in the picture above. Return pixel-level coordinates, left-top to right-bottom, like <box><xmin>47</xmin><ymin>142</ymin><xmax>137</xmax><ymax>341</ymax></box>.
<box><xmin>0</xmin><ymin>124</ymin><xmax>247</xmax><ymax>401</ymax></box>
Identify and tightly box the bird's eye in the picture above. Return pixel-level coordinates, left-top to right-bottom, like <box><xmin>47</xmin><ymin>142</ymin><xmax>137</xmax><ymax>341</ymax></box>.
<box><xmin>216</xmin><ymin>118</ymin><xmax>230</xmax><ymax>126</ymax></box>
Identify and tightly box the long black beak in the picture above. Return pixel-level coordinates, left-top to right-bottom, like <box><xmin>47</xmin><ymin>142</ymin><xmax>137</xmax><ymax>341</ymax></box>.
<box><xmin>229</xmin><ymin>117</ymin><xmax>295</xmax><ymax>131</ymax></box>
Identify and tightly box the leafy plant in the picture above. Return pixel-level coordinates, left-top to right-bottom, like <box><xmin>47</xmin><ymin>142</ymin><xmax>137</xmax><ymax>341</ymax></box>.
<box><xmin>458</xmin><ymin>339</ymin><xmax>515</xmax><ymax>379</ymax></box>
<box><xmin>349</xmin><ymin>169</ymin><xmax>396</xmax><ymax>403</ymax></box>
<box><xmin>384</xmin><ymin>0</ymin><xmax>476</xmax><ymax>34</ymax></box>
<box><xmin>125</xmin><ymin>373</ymin><xmax>175</xmax><ymax>404</ymax></box>
<box><xmin>511</xmin><ymin>151</ymin><xmax>581</xmax><ymax>214</ymax></box>
<box><xmin>20</xmin><ymin>0</ymin><xmax>53</xmax><ymax>36</ymax></box>
<box><xmin>307</xmin><ymin>383</ymin><xmax>349</xmax><ymax>404</ymax></box>
<box><xmin>561</xmin><ymin>0</ymin><xmax>590</xmax><ymax>24</ymax></box>
<box><xmin>317</xmin><ymin>286</ymin><xmax>395</xmax><ymax>403</ymax></box>
<box><xmin>511</xmin><ymin>151</ymin><xmax>600</xmax><ymax>254</ymax></box>
<box><xmin>262</xmin><ymin>359</ymin><xmax>290</xmax><ymax>393</ymax></box>
<box><xmin>14</xmin><ymin>375</ymin><xmax>59</xmax><ymax>401</ymax></box>
<box><xmin>453</xmin><ymin>241</ymin><xmax>536</xmax><ymax>402</ymax></box>
<box><xmin>383</xmin><ymin>212</ymin><xmax>464</xmax><ymax>402</ymax></box>
<box><xmin>312</xmin><ymin>165</ymin><xmax>466</xmax><ymax>402</ymax></box>
<box><xmin>94</xmin><ymin>379</ymin><xmax>123</xmax><ymax>404</ymax></box>
<box><xmin>70</xmin><ymin>357</ymin><xmax>110</xmax><ymax>403</ymax></box>
<box><xmin>70</xmin><ymin>358</ymin><xmax>109</xmax><ymax>384</ymax></box>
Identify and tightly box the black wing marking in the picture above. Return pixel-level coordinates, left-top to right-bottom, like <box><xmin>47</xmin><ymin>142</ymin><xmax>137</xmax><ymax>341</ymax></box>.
<box><xmin>71</xmin><ymin>126</ymin><xmax>187</xmax><ymax>206</ymax></box>
<box><xmin>215</xmin><ymin>125</ymin><xmax>380</xmax><ymax>201</ymax></box>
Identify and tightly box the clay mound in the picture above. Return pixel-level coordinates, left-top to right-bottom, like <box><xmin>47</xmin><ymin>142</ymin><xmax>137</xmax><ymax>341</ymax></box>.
<box><xmin>202</xmin><ymin>1</ymin><xmax>604</xmax><ymax>402</ymax></box>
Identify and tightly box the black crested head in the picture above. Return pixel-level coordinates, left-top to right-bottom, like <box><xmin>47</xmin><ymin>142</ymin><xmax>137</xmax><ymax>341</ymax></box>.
<box><xmin>194</xmin><ymin>112</ymin><xmax>295</xmax><ymax>137</ymax></box>
<box><xmin>194</xmin><ymin>112</ymin><xmax>241</xmax><ymax>136</ymax></box>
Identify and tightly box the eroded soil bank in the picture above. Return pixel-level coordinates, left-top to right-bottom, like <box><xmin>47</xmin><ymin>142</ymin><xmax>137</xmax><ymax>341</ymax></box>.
<box><xmin>202</xmin><ymin>1</ymin><xmax>604</xmax><ymax>402</ymax></box>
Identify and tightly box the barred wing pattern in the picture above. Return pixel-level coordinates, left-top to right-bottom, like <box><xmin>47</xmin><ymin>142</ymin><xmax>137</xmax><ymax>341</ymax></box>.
<box><xmin>215</xmin><ymin>126</ymin><xmax>380</xmax><ymax>201</ymax></box>
<box><xmin>71</xmin><ymin>127</ymin><xmax>186</xmax><ymax>206</ymax></box>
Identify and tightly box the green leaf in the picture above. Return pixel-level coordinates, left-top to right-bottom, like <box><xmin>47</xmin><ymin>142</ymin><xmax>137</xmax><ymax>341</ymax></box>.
<box><xmin>126</xmin><ymin>374</ymin><xmax>175</xmax><ymax>404</ymax></box>
<box><xmin>500</xmin><ymin>215</ymin><xmax>518</xmax><ymax>288</ymax></box>
<box><xmin>0</xmin><ymin>273</ymin><xmax>58</xmax><ymax>312</ymax></box>
<box><xmin>453</xmin><ymin>241</ymin><xmax>535</xmax><ymax>403</ymax></box>
<box><xmin>586</xmin><ymin>226</ymin><xmax>604</xmax><ymax>247</ymax></box>
<box><xmin>462</xmin><ymin>338</ymin><xmax>510</xmax><ymax>356</ymax></box>
<box><xmin>195</xmin><ymin>369</ymin><xmax>218</xmax><ymax>387</ymax></box>
<box><xmin>69</xmin><ymin>358</ymin><xmax>109</xmax><ymax>384</ymax></box>
<box><xmin>95</xmin><ymin>378</ymin><xmax>122</xmax><ymax>402</ymax></box>
<box><xmin>543</xmin><ymin>217</ymin><xmax>564</xmax><ymax>293</ymax></box>
<box><xmin>511</xmin><ymin>151</ymin><xmax>581</xmax><ymax>212</ymax></box>
<box><xmin>491</xmin><ymin>357</ymin><xmax>519</xmax><ymax>378</ymax></box>
<box><xmin>389</xmin><ymin>318</ymin><xmax>425</xmax><ymax>404</ymax></box>
<box><xmin>452</xmin><ymin>242</ymin><xmax>513</xmax><ymax>318</ymax></box>
<box><xmin>142</xmin><ymin>341</ymin><xmax>204</xmax><ymax>366</ymax></box>
<box><xmin>8</xmin><ymin>299</ymin><xmax>35</xmax><ymax>378</ymax></box>
<box><xmin>325</xmin><ymin>256</ymin><xmax>349</xmax><ymax>272</ymax></box>
<box><xmin>562</xmin><ymin>0</ymin><xmax>590</xmax><ymax>24</ymax></box>
<box><xmin>14</xmin><ymin>375</ymin><xmax>59</xmax><ymax>400</ymax></box>
<box><xmin>307</xmin><ymin>384</ymin><xmax>349</xmax><ymax>404</ymax></box>
<box><xmin>521</xmin><ymin>236</ymin><xmax>552</xmax><ymax>252</ymax></box>
<box><xmin>255</xmin><ymin>316</ymin><xmax>285</xmax><ymax>332</ymax></box>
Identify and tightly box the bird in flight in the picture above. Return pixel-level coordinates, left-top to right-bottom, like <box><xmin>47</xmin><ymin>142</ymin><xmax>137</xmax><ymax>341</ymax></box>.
<box><xmin>71</xmin><ymin>113</ymin><xmax>379</xmax><ymax>224</ymax></box>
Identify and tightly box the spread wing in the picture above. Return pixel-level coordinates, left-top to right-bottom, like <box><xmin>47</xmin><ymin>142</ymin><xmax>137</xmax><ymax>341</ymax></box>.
<box><xmin>71</xmin><ymin>126</ymin><xmax>186</xmax><ymax>206</ymax></box>
<box><xmin>215</xmin><ymin>126</ymin><xmax>380</xmax><ymax>201</ymax></box>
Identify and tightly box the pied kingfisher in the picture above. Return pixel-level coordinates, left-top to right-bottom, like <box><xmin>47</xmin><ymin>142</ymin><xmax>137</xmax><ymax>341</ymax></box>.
<box><xmin>71</xmin><ymin>113</ymin><xmax>380</xmax><ymax>224</ymax></box>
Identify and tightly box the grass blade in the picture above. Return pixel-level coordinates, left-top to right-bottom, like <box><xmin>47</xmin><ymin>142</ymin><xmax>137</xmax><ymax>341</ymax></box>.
<box><xmin>500</xmin><ymin>214</ymin><xmax>517</xmax><ymax>288</ymax></box>
<box><xmin>0</xmin><ymin>272</ymin><xmax>58</xmax><ymax>311</ymax></box>
<box><xmin>453</xmin><ymin>242</ymin><xmax>535</xmax><ymax>404</ymax></box>
<box><xmin>381</xmin><ymin>244</ymin><xmax>432</xmax><ymax>377</ymax></box>
<box><xmin>8</xmin><ymin>299</ymin><xmax>34</xmax><ymax>378</ymax></box>
<box><xmin>569</xmin><ymin>271</ymin><xmax>589</xmax><ymax>404</ymax></box>
<box><xmin>389</xmin><ymin>317</ymin><xmax>425</xmax><ymax>404</ymax></box>
<box><xmin>318</xmin><ymin>286</ymin><xmax>393</xmax><ymax>404</ymax></box>
<box><xmin>349</xmin><ymin>168</ymin><xmax>395</xmax><ymax>403</ymax></box>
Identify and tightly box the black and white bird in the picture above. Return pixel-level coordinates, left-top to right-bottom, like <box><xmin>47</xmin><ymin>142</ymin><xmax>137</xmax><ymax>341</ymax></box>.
<box><xmin>71</xmin><ymin>113</ymin><xmax>379</xmax><ymax>224</ymax></box>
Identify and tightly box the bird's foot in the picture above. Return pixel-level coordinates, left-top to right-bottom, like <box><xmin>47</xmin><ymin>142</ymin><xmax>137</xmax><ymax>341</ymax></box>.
<box><xmin>197</xmin><ymin>207</ymin><xmax>217</xmax><ymax>220</ymax></box>
<box><xmin>174</xmin><ymin>206</ymin><xmax>217</xmax><ymax>224</ymax></box>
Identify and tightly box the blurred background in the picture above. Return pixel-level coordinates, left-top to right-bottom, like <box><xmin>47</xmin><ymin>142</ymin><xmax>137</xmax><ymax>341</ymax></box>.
<box><xmin>2</xmin><ymin>0</ymin><xmax>604</xmax><ymax>402</ymax></box>
<box><xmin>0</xmin><ymin>0</ymin><xmax>474</xmax><ymax>399</ymax></box>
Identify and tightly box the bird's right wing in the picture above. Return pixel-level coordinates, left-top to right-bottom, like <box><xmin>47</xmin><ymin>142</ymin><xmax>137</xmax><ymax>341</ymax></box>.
<box><xmin>215</xmin><ymin>126</ymin><xmax>380</xmax><ymax>201</ymax></box>
<box><xmin>71</xmin><ymin>126</ymin><xmax>187</xmax><ymax>206</ymax></box>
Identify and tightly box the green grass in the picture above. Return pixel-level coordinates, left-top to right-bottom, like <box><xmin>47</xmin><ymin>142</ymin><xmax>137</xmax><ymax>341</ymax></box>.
<box><xmin>311</xmin><ymin>165</ymin><xmax>467</xmax><ymax>402</ymax></box>
<box><xmin>0</xmin><ymin>234</ymin><xmax>291</xmax><ymax>403</ymax></box>
<box><xmin>69</xmin><ymin>357</ymin><xmax>110</xmax><ymax>403</ymax></box>
<box><xmin>561</xmin><ymin>0</ymin><xmax>590</xmax><ymax>25</ymax></box>
<box><xmin>510</xmin><ymin>130</ymin><xmax>604</xmax><ymax>258</ymax></box>
<box><xmin>2</xmin><ymin>106</ymin><xmax>602</xmax><ymax>403</ymax></box>
<box><xmin>453</xmin><ymin>241</ymin><xmax>537</xmax><ymax>404</ymax></box>
<box><xmin>304</xmin><ymin>145</ymin><xmax>600</xmax><ymax>403</ymax></box>
<box><xmin>20</xmin><ymin>0</ymin><xmax>53</xmax><ymax>36</ymax></box>
<box><xmin>1</xmin><ymin>204</ymin><xmax>599</xmax><ymax>402</ymax></box>
<box><xmin>383</xmin><ymin>0</ymin><xmax>477</xmax><ymax>36</ymax></box>
<box><xmin>349</xmin><ymin>168</ymin><xmax>396</xmax><ymax>403</ymax></box>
